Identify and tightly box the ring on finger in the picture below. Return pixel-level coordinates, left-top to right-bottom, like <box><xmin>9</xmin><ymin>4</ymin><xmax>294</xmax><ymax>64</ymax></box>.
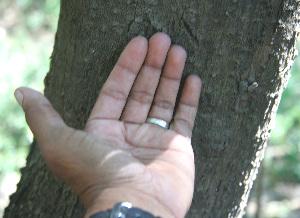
<box><xmin>146</xmin><ymin>118</ymin><xmax>169</xmax><ymax>129</ymax></box>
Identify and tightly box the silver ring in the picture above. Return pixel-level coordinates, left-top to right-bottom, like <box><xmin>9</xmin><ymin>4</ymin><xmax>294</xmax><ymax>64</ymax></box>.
<box><xmin>146</xmin><ymin>118</ymin><xmax>169</xmax><ymax>129</ymax></box>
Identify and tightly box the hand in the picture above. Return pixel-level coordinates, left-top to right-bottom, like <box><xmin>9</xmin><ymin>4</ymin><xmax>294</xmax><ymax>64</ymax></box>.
<box><xmin>15</xmin><ymin>32</ymin><xmax>202</xmax><ymax>218</ymax></box>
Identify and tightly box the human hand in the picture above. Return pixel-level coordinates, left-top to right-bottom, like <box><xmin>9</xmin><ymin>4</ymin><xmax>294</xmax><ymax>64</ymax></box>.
<box><xmin>14</xmin><ymin>32</ymin><xmax>202</xmax><ymax>218</ymax></box>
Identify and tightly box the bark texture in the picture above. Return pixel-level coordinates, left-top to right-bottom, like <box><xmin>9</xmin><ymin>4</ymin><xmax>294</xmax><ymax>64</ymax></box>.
<box><xmin>5</xmin><ymin>0</ymin><xmax>300</xmax><ymax>217</ymax></box>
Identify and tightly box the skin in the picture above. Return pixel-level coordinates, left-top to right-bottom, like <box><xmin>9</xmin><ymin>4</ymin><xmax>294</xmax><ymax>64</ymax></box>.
<box><xmin>14</xmin><ymin>32</ymin><xmax>202</xmax><ymax>218</ymax></box>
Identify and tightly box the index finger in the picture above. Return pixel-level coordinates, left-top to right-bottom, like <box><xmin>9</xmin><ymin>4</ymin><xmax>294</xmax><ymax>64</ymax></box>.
<box><xmin>87</xmin><ymin>36</ymin><xmax>148</xmax><ymax>122</ymax></box>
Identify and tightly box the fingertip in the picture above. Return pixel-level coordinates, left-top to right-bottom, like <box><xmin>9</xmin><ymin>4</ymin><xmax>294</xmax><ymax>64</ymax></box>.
<box><xmin>130</xmin><ymin>35</ymin><xmax>148</xmax><ymax>50</ymax></box>
<box><xmin>151</xmin><ymin>32</ymin><xmax>171</xmax><ymax>42</ymax></box>
<box><xmin>168</xmin><ymin>45</ymin><xmax>187</xmax><ymax>66</ymax></box>
<box><xmin>14</xmin><ymin>88</ymin><xmax>24</xmax><ymax>107</ymax></box>
<box><xmin>15</xmin><ymin>87</ymin><xmax>44</xmax><ymax>110</ymax></box>
<box><xmin>150</xmin><ymin>32</ymin><xmax>171</xmax><ymax>47</ymax></box>
<box><xmin>180</xmin><ymin>75</ymin><xmax>202</xmax><ymax>107</ymax></box>
<box><xmin>133</xmin><ymin>35</ymin><xmax>147</xmax><ymax>41</ymax></box>
<box><xmin>16</xmin><ymin>87</ymin><xmax>66</xmax><ymax>141</ymax></box>
<box><xmin>118</xmin><ymin>35</ymin><xmax>149</xmax><ymax>73</ymax></box>
<box><xmin>187</xmin><ymin>74</ymin><xmax>202</xmax><ymax>83</ymax></box>
<box><xmin>16</xmin><ymin>87</ymin><xmax>48</xmax><ymax>110</ymax></box>
<box><xmin>145</xmin><ymin>32</ymin><xmax>172</xmax><ymax>68</ymax></box>
<box><xmin>171</xmin><ymin>45</ymin><xmax>187</xmax><ymax>56</ymax></box>
<box><xmin>186</xmin><ymin>75</ymin><xmax>202</xmax><ymax>91</ymax></box>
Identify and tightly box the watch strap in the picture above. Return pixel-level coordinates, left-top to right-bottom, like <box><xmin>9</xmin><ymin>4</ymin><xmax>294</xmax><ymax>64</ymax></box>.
<box><xmin>90</xmin><ymin>202</ymin><xmax>161</xmax><ymax>218</ymax></box>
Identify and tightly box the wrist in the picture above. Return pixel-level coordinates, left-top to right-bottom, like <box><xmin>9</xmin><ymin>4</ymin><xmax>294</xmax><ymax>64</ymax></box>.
<box><xmin>83</xmin><ymin>188</ymin><xmax>175</xmax><ymax>218</ymax></box>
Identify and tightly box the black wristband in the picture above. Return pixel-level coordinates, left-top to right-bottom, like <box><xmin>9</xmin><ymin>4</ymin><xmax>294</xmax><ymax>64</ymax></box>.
<box><xmin>90</xmin><ymin>202</ymin><xmax>162</xmax><ymax>218</ymax></box>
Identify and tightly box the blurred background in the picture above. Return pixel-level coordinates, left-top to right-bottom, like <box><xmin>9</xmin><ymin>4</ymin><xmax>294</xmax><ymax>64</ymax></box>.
<box><xmin>0</xmin><ymin>0</ymin><xmax>299</xmax><ymax>217</ymax></box>
<box><xmin>0</xmin><ymin>0</ymin><xmax>60</xmax><ymax>215</ymax></box>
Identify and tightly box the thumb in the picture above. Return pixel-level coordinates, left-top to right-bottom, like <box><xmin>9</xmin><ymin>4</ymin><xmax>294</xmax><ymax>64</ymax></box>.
<box><xmin>14</xmin><ymin>87</ymin><xmax>67</xmax><ymax>146</ymax></box>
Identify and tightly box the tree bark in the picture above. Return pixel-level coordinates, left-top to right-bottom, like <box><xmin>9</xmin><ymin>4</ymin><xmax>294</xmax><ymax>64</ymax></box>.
<box><xmin>5</xmin><ymin>0</ymin><xmax>299</xmax><ymax>217</ymax></box>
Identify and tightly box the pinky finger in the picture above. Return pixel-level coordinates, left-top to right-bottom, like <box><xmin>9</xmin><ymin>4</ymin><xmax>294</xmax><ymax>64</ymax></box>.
<box><xmin>170</xmin><ymin>75</ymin><xmax>202</xmax><ymax>138</ymax></box>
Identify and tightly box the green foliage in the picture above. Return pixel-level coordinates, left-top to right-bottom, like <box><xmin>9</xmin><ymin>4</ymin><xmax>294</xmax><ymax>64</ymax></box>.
<box><xmin>16</xmin><ymin>0</ymin><xmax>60</xmax><ymax>31</ymax></box>
<box><xmin>0</xmin><ymin>0</ymin><xmax>60</xmax><ymax>182</ymax></box>
<box><xmin>266</xmin><ymin>42</ymin><xmax>300</xmax><ymax>184</ymax></box>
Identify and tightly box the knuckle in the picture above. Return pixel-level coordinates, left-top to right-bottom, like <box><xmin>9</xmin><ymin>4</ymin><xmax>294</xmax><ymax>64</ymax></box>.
<box><xmin>174</xmin><ymin>116</ymin><xmax>193</xmax><ymax>130</ymax></box>
<box><xmin>153</xmin><ymin>99</ymin><xmax>174</xmax><ymax>111</ymax></box>
<box><xmin>102</xmin><ymin>89</ymin><xmax>127</xmax><ymax>101</ymax></box>
<box><xmin>129</xmin><ymin>91</ymin><xmax>153</xmax><ymax>105</ymax></box>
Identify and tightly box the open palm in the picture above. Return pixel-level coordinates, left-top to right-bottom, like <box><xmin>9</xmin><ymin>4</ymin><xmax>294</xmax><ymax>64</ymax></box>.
<box><xmin>16</xmin><ymin>33</ymin><xmax>201</xmax><ymax>218</ymax></box>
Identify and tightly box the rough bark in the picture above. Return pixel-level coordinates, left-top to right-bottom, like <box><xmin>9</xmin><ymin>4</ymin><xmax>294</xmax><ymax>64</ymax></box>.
<box><xmin>5</xmin><ymin>0</ymin><xmax>300</xmax><ymax>217</ymax></box>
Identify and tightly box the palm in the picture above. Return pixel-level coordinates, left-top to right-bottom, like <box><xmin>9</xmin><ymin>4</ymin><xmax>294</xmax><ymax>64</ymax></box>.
<box><xmin>84</xmin><ymin>117</ymin><xmax>195</xmax><ymax>180</ymax></box>
<box><xmin>20</xmin><ymin>33</ymin><xmax>201</xmax><ymax>218</ymax></box>
<box><xmin>81</xmin><ymin>119</ymin><xmax>194</xmax><ymax>216</ymax></box>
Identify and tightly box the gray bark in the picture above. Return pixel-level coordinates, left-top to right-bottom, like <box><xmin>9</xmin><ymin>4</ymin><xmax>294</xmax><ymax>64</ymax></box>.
<box><xmin>4</xmin><ymin>0</ymin><xmax>300</xmax><ymax>217</ymax></box>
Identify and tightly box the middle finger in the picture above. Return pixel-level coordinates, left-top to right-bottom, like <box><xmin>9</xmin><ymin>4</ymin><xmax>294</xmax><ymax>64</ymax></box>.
<box><xmin>120</xmin><ymin>32</ymin><xmax>171</xmax><ymax>123</ymax></box>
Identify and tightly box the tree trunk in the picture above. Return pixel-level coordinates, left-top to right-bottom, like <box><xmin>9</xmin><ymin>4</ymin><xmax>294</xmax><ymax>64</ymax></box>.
<box><xmin>5</xmin><ymin>0</ymin><xmax>299</xmax><ymax>217</ymax></box>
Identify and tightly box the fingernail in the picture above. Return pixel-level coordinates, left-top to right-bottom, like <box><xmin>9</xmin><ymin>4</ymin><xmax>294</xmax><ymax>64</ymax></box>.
<box><xmin>14</xmin><ymin>89</ymin><xmax>23</xmax><ymax>107</ymax></box>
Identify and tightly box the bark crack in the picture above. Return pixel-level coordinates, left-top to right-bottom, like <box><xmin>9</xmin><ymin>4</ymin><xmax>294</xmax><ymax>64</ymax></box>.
<box><xmin>182</xmin><ymin>18</ymin><xmax>200</xmax><ymax>46</ymax></box>
<box><xmin>127</xmin><ymin>1</ymin><xmax>138</xmax><ymax>33</ymax></box>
